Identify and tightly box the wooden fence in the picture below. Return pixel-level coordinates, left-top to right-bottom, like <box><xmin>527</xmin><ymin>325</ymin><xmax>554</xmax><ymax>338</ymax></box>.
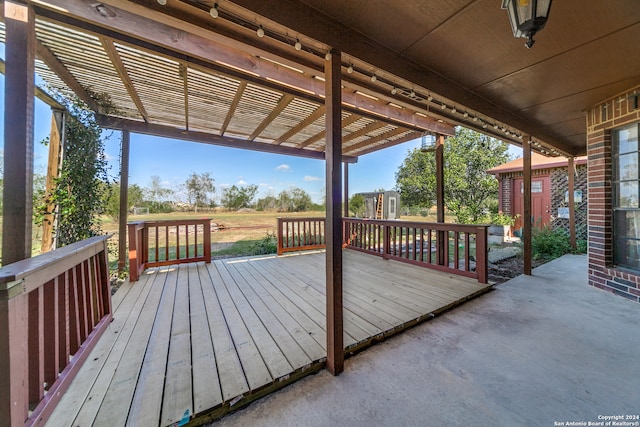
<box><xmin>0</xmin><ymin>236</ymin><xmax>112</xmax><ymax>427</ymax></box>
<box><xmin>278</xmin><ymin>217</ymin><xmax>488</xmax><ymax>283</ymax></box>
<box><xmin>128</xmin><ymin>219</ymin><xmax>212</xmax><ymax>281</ymax></box>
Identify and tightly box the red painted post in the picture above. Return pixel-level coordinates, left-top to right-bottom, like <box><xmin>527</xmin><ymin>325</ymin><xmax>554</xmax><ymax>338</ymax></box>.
<box><xmin>277</xmin><ymin>218</ymin><xmax>284</xmax><ymax>255</ymax></box>
<box><xmin>476</xmin><ymin>226</ymin><xmax>488</xmax><ymax>283</ymax></box>
<box><xmin>128</xmin><ymin>223</ymin><xmax>139</xmax><ymax>282</ymax></box>
<box><xmin>204</xmin><ymin>219</ymin><xmax>212</xmax><ymax>263</ymax></box>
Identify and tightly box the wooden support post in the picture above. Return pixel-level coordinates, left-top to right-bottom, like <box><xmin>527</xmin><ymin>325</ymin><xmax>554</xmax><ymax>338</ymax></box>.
<box><xmin>523</xmin><ymin>135</ymin><xmax>532</xmax><ymax>275</ymax></box>
<box><xmin>568</xmin><ymin>156</ymin><xmax>577</xmax><ymax>250</ymax></box>
<box><xmin>118</xmin><ymin>131</ymin><xmax>131</xmax><ymax>274</ymax></box>
<box><xmin>325</xmin><ymin>49</ymin><xmax>344</xmax><ymax>376</ymax></box>
<box><xmin>436</xmin><ymin>134</ymin><xmax>446</xmax><ymax>266</ymax></box>
<box><xmin>343</xmin><ymin>162</ymin><xmax>349</xmax><ymax>218</ymax></box>
<box><xmin>41</xmin><ymin>110</ymin><xmax>65</xmax><ymax>253</ymax></box>
<box><xmin>1</xmin><ymin>3</ymin><xmax>36</xmax><ymax>425</ymax></box>
<box><xmin>2</xmin><ymin>0</ymin><xmax>36</xmax><ymax>265</ymax></box>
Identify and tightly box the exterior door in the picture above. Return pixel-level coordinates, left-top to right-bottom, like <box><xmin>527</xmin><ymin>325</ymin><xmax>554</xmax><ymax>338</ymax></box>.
<box><xmin>512</xmin><ymin>176</ymin><xmax>552</xmax><ymax>233</ymax></box>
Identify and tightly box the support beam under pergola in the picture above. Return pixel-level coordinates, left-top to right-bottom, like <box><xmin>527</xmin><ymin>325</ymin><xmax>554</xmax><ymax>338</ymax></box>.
<box><xmin>568</xmin><ymin>156</ymin><xmax>577</xmax><ymax>250</ymax></box>
<box><xmin>436</xmin><ymin>133</ymin><xmax>446</xmax><ymax>266</ymax></box>
<box><xmin>0</xmin><ymin>3</ymin><xmax>35</xmax><ymax>425</ymax></box>
<box><xmin>325</xmin><ymin>49</ymin><xmax>344</xmax><ymax>376</ymax></box>
<box><xmin>118</xmin><ymin>131</ymin><xmax>131</xmax><ymax>274</ymax></box>
<box><xmin>523</xmin><ymin>135</ymin><xmax>532</xmax><ymax>276</ymax></box>
<box><xmin>41</xmin><ymin>110</ymin><xmax>65</xmax><ymax>253</ymax></box>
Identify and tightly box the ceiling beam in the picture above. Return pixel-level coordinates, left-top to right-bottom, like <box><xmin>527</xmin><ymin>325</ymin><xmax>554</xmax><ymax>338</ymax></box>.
<box><xmin>354</xmin><ymin>131</ymin><xmax>423</xmax><ymax>157</ymax></box>
<box><xmin>249</xmin><ymin>94</ymin><xmax>294</xmax><ymax>141</ymax></box>
<box><xmin>274</xmin><ymin>105</ymin><xmax>325</xmax><ymax>145</ymax></box>
<box><xmin>341</xmin><ymin>121</ymin><xmax>387</xmax><ymax>144</ymax></box>
<box><xmin>0</xmin><ymin>58</ymin><xmax>64</xmax><ymax>110</ymax></box>
<box><xmin>100</xmin><ymin>37</ymin><xmax>149</xmax><ymax>122</ymax></box>
<box><xmin>31</xmin><ymin>0</ymin><xmax>453</xmax><ymax>136</ymax></box>
<box><xmin>34</xmin><ymin>38</ymin><xmax>100</xmax><ymax>112</ymax></box>
<box><xmin>298</xmin><ymin>114</ymin><xmax>362</xmax><ymax>149</ymax></box>
<box><xmin>96</xmin><ymin>115</ymin><xmax>358</xmax><ymax>163</ymax></box>
<box><xmin>221</xmin><ymin>81</ymin><xmax>247</xmax><ymax>136</ymax></box>
<box><xmin>231</xmin><ymin>0</ymin><xmax>576</xmax><ymax>154</ymax></box>
<box><xmin>179</xmin><ymin>63</ymin><xmax>189</xmax><ymax>130</ymax></box>
<box><xmin>343</xmin><ymin>127</ymin><xmax>410</xmax><ymax>155</ymax></box>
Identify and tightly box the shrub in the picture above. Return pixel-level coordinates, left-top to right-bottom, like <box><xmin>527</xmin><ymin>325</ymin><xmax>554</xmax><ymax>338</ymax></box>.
<box><xmin>532</xmin><ymin>226</ymin><xmax>572</xmax><ymax>260</ymax></box>
<box><xmin>250</xmin><ymin>232</ymin><xmax>278</xmax><ymax>255</ymax></box>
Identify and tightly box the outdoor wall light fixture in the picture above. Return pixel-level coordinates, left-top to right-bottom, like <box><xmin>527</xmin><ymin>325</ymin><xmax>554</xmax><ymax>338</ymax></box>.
<box><xmin>501</xmin><ymin>0</ymin><xmax>552</xmax><ymax>48</ymax></box>
<box><xmin>420</xmin><ymin>131</ymin><xmax>437</xmax><ymax>153</ymax></box>
<box><xmin>256</xmin><ymin>25</ymin><xmax>265</xmax><ymax>38</ymax></box>
<box><xmin>294</xmin><ymin>39</ymin><xmax>302</xmax><ymax>50</ymax></box>
<box><xmin>209</xmin><ymin>3</ymin><xmax>219</xmax><ymax>18</ymax></box>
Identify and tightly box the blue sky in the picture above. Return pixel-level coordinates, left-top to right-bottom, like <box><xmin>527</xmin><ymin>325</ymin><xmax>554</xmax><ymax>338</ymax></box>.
<box><xmin>0</xmin><ymin>71</ymin><xmax>522</xmax><ymax>205</ymax></box>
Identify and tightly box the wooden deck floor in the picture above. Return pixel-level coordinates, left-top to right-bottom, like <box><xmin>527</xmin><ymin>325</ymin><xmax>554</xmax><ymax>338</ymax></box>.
<box><xmin>46</xmin><ymin>250</ymin><xmax>492</xmax><ymax>427</ymax></box>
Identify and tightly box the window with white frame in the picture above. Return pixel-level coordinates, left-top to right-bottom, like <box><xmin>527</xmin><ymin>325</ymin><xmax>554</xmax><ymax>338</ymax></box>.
<box><xmin>613</xmin><ymin>123</ymin><xmax>640</xmax><ymax>269</ymax></box>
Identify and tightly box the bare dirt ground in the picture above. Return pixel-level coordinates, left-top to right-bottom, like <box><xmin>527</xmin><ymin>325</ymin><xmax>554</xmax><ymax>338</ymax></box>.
<box><xmin>489</xmin><ymin>256</ymin><xmax>546</xmax><ymax>284</ymax></box>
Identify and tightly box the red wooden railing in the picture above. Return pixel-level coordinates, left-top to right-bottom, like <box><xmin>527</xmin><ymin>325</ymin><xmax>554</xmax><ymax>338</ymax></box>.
<box><xmin>0</xmin><ymin>236</ymin><xmax>112</xmax><ymax>427</ymax></box>
<box><xmin>128</xmin><ymin>219</ymin><xmax>212</xmax><ymax>281</ymax></box>
<box><xmin>277</xmin><ymin>217</ymin><xmax>326</xmax><ymax>255</ymax></box>
<box><xmin>277</xmin><ymin>217</ymin><xmax>488</xmax><ymax>283</ymax></box>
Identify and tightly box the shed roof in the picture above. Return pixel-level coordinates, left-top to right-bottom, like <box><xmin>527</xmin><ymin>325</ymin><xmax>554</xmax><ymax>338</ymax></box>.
<box><xmin>487</xmin><ymin>153</ymin><xmax>588</xmax><ymax>175</ymax></box>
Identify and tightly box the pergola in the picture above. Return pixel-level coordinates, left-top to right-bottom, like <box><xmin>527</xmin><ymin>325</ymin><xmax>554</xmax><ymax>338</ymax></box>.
<box><xmin>2</xmin><ymin>1</ymin><xmax>640</xmax><ymax>425</ymax></box>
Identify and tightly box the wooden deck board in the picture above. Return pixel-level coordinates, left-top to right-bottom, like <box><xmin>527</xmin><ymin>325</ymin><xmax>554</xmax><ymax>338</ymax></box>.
<box><xmin>188</xmin><ymin>263</ymin><xmax>224</xmax><ymax>414</ymax></box>
<box><xmin>196</xmin><ymin>263</ymin><xmax>249</xmax><ymax>402</ymax></box>
<box><xmin>47</xmin><ymin>250</ymin><xmax>491</xmax><ymax>427</ymax></box>
<box><xmin>123</xmin><ymin>265</ymin><xmax>178</xmax><ymax>427</ymax></box>
<box><xmin>161</xmin><ymin>265</ymin><xmax>194</xmax><ymax>426</ymax></box>
<box><xmin>207</xmin><ymin>261</ymin><xmax>273</xmax><ymax>391</ymax></box>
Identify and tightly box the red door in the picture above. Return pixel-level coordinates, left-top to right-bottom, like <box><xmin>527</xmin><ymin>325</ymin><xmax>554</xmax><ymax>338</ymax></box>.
<box><xmin>512</xmin><ymin>176</ymin><xmax>551</xmax><ymax>233</ymax></box>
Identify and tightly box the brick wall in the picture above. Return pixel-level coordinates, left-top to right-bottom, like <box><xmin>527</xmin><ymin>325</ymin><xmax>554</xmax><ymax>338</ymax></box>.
<box><xmin>500</xmin><ymin>177</ymin><xmax>512</xmax><ymax>215</ymax></box>
<box><xmin>587</xmin><ymin>85</ymin><xmax>640</xmax><ymax>302</ymax></box>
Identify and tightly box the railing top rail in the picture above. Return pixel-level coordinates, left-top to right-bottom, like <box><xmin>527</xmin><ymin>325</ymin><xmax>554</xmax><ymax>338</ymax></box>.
<box><xmin>128</xmin><ymin>218</ymin><xmax>212</xmax><ymax>227</ymax></box>
<box><xmin>344</xmin><ymin>218</ymin><xmax>489</xmax><ymax>232</ymax></box>
<box><xmin>0</xmin><ymin>235</ymin><xmax>110</xmax><ymax>296</ymax></box>
<box><xmin>278</xmin><ymin>217</ymin><xmax>326</xmax><ymax>221</ymax></box>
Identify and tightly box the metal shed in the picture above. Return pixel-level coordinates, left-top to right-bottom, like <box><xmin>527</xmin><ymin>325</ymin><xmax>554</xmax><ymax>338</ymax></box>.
<box><xmin>357</xmin><ymin>191</ymin><xmax>400</xmax><ymax>220</ymax></box>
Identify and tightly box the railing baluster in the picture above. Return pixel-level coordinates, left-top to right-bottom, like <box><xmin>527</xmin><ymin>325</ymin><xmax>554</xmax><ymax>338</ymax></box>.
<box><xmin>464</xmin><ymin>232</ymin><xmax>470</xmax><ymax>272</ymax></box>
<box><xmin>57</xmin><ymin>271</ymin><xmax>69</xmax><ymax>375</ymax></box>
<box><xmin>28</xmin><ymin>287</ymin><xmax>44</xmax><ymax>404</ymax></box>
<box><xmin>454</xmin><ymin>231</ymin><xmax>460</xmax><ymax>270</ymax></box>
<box><xmin>43</xmin><ymin>278</ymin><xmax>58</xmax><ymax>390</ymax></box>
<box><xmin>186</xmin><ymin>224</ymin><xmax>190</xmax><ymax>259</ymax></box>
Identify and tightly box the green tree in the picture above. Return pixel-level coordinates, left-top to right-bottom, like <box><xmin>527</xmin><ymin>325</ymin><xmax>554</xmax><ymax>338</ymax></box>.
<box><xmin>222</xmin><ymin>184</ymin><xmax>258</xmax><ymax>210</ymax></box>
<box><xmin>185</xmin><ymin>172</ymin><xmax>215</xmax><ymax>212</ymax></box>
<box><xmin>256</xmin><ymin>192</ymin><xmax>278</xmax><ymax>211</ymax></box>
<box><xmin>147</xmin><ymin>175</ymin><xmax>174</xmax><ymax>212</ymax></box>
<box><xmin>395</xmin><ymin>127</ymin><xmax>510</xmax><ymax>223</ymax></box>
<box><xmin>103</xmin><ymin>182</ymin><xmax>145</xmax><ymax>220</ymax></box>
<box><xmin>277</xmin><ymin>187</ymin><xmax>313</xmax><ymax>212</ymax></box>
<box><xmin>349</xmin><ymin>194</ymin><xmax>365</xmax><ymax>217</ymax></box>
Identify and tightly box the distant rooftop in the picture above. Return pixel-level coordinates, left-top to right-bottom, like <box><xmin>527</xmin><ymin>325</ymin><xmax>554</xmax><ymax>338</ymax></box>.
<box><xmin>488</xmin><ymin>153</ymin><xmax>588</xmax><ymax>175</ymax></box>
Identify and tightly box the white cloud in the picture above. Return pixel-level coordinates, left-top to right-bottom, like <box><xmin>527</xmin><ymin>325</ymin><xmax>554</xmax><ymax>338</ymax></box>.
<box><xmin>237</xmin><ymin>179</ymin><xmax>247</xmax><ymax>185</ymax></box>
<box><xmin>104</xmin><ymin>151</ymin><xmax>115</xmax><ymax>161</ymax></box>
<box><xmin>303</xmin><ymin>175</ymin><xmax>321</xmax><ymax>182</ymax></box>
<box><xmin>276</xmin><ymin>164</ymin><xmax>291</xmax><ymax>172</ymax></box>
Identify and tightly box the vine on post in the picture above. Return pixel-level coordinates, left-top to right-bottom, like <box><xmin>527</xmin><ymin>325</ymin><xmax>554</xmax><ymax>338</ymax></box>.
<box><xmin>38</xmin><ymin>90</ymin><xmax>116</xmax><ymax>247</ymax></box>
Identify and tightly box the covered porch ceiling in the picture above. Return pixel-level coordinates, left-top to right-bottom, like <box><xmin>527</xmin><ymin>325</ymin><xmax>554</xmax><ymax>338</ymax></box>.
<box><xmin>7</xmin><ymin>0</ymin><xmax>640</xmax><ymax>159</ymax></box>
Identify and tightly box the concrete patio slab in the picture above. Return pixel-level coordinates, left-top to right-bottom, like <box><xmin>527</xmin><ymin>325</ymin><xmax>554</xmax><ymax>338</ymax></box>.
<box><xmin>210</xmin><ymin>254</ymin><xmax>640</xmax><ymax>427</ymax></box>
